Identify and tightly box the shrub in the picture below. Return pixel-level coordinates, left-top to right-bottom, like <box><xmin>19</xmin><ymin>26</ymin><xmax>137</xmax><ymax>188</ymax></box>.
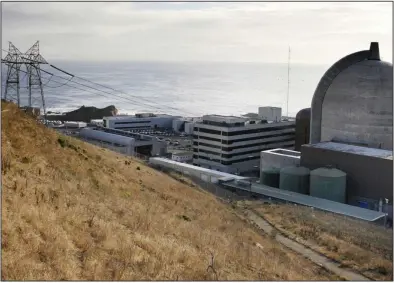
<box><xmin>57</xmin><ymin>137</ymin><xmax>67</xmax><ymax>148</ymax></box>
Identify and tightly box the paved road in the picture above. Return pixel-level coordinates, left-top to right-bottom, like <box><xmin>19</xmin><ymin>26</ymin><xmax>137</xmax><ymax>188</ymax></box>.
<box><xmin>245</xmin><ymin>210</ymin><xmax>370</xmax><ymax>281</ymax></box>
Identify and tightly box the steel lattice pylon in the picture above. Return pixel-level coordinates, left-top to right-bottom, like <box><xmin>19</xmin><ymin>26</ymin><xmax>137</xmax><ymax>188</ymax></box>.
<box><xmin>24</xmin><ymin>41</ymin><xmax>48</xmax><ymax>114</ymax></box>
<box><xmin>3</xmin><ymin>42</ymin><xmax>24</xmax><ymax>106</ymax></box>
<box><xmin>2</xmin><ymin>41</ymin><xmax>48</xmax><ymax>116</ymax></box>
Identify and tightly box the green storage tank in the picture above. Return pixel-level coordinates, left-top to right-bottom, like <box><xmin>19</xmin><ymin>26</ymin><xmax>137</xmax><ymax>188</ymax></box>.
<box><xmin>260</xmin><ymin>167</ymin><xmax>280</xmax><ymax>188</ymax></box>
<box><xmin>279</xmin><ymin>166</ymin><xmax>310</xmax><ymax>194</ymax></box>
<box><xmin>310</xmin><ymin>167</ymin><xmax>347</xmax><ymax>203</ymax></box>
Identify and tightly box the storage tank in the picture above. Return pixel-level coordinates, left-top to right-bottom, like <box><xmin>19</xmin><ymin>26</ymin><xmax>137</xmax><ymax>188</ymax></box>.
<box><xmin>295</xmin><ymin>108</ymin><xmax>310</xmax><ymax>151</ymax></box>
<box><xmin>310</xmin><ymin>167</ymin><xmax>347</xmax><ymax>203</ymax></box>
<box><xmin>279</xmin><ymin>166</ymin><xmax>310</xmax><ymax>194</ymax></box>
<box><xmin>260</xmin><ymin>167</ymin><xmax>280</xmax><ymax>188</ymax></box>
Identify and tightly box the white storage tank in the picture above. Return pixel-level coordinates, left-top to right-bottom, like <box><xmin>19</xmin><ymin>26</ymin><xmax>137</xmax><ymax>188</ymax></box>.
<box><xmin>310</xmin><ymin>167</ymin><xmax>347</xmax><ymax>203</ymax></box>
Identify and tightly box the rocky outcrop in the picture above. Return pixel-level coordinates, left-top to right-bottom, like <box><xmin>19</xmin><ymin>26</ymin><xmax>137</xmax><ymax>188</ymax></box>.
<box><xmin>45</xmin><ymin>105</ymin><xmax>118</xmax><ymax>122</ymax></box>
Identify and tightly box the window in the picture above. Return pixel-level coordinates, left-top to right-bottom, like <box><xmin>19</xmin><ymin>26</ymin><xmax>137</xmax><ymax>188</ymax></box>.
<box><xmin>222</xmin><ymin>132</ymin><xmax>295</xmax><ymax>144</ymax></box>
<box><xmin>227</xmin><ymin>125</ymin><xmax>295</xmax><ymax>136</ymax></box>
<box><xmin>198</xmin><ymin>128</ymin><xmax>222</xmax><ymax>135</ymax></box>
<box><xmin>114</xmin><ymin>120</ymin><xmax>151</xmax><ymax>125</ymax></box>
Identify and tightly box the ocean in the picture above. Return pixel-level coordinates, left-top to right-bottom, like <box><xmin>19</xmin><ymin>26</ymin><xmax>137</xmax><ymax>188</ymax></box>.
<box><xmin>2</xmin><ymin>61</ymin><xmax>329</xmax><ymax>118</ymax></box>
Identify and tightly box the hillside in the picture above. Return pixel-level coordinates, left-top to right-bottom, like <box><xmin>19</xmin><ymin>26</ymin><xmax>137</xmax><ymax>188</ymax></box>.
<box><xmin>1</xmin><ymin>102</ymin><xmax>336</xmax><ymax>280</ymax></box>
<box><xmin>252</xmin><ymin>203</ymin><xmax>393</xmax><ymax>280</ymax></box>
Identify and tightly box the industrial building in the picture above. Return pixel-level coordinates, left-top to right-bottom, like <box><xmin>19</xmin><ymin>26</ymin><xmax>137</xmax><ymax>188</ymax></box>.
<box><xmin>301</xmin><ymin>142</ymin><xmax>393</xmax><ymax>208</ymax></box>
<box><xmin>256</xmin><ymin>42</ymin><xmax>393</xmax><ymax>221</ymax></box>
<box><xmin>103</xmin><ymin>113</ymin><xmax>181</xmax><ymax>130</ymax></box>
<box><xmin>310</xmin><ymin>42</ymin><xmax>393</xmax><ymax>150</ymax></box>
<box><xmin>172</xmin><ymin>117</ymin><xmax>201</xmax><ymax>135</ymax></box>
<box><xmin>64</xmin><ymin>121</ymin><xmax>87</xmax><ymax>128</ymax></box>
<box><xmin>149</xmin><ymin>157</ymin><xmax>387</xmax><ymax>223</ymax></box>
<box><xmin>192</xmin><ymin>107</ymin><xmax>296</xmax><ymax>174</ymax></box>
<box><xmin>79</xmin><ymin>127</ymin><xmax>167</xmax><ymax>157</ymax></box>
<box><xmin>171</xmin><ymin>151</ymin><xmax>194</xmax><ymax>163</ymax></box>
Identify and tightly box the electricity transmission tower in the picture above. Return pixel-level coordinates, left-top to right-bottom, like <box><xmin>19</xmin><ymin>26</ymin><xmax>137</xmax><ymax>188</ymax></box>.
<box><xmin>2</xmin><ymin>41</ymin><xmax>48</xmax><ymax>116</ymax></box>
<box><xmin>2</xmin><ymin>42</ymin><xmax>24</xmax><ymax>106</ymax></box>
<box><xmin>24</xmin><ymin>41</ymin><xmax>48</xmax><ymax>114</ymax></box>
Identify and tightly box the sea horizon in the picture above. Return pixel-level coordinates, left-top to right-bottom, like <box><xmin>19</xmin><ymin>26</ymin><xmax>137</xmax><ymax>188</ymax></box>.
<box><xmin>2</xmin><ymin>60</ymin><xmax>329</xmax><ymax>118</ymax></box>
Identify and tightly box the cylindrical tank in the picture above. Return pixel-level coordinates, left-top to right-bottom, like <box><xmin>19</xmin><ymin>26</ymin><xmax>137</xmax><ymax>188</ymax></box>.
<box><xmin>295</xmin><ymin>108</ymin><xmax>310</xmax><ymax>151</ymax></box>
<box><xmin>261</xmin><ymin>167</ymin><xmax>280</xmax><ymax>188</ymax></box>
<box><xmin>279</xmin><ymin>166</ymin><xmax>310</xmax><ymax>194</ymax></box>
<box><xmin>310</xmin><ymin>167</ymin><xmax>347</xmax><ymax>203</ymax></box>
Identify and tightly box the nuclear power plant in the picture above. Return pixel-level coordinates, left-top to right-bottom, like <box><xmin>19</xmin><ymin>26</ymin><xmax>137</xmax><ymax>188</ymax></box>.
<box><xmin>149</xmin><ymin>42</ymin><xmax>393</xmax><ymax>224</ymax></box>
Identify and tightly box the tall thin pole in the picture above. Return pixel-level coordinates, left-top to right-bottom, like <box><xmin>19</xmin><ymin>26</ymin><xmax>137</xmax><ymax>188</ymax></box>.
<box><xmin>286</xmin><ymin>46</ymin><xmax>291</xmax><ymax>118</ymax></box>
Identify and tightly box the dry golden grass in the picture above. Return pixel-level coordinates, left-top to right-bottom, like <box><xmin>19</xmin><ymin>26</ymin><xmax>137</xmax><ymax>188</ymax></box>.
<box><xmin>1</xmin><ymin>102</ymin><xmax>338</xmax><ymax>281</ymax></box>
<box><xmin>254</xmin><ymin>203</ymin><xmax>393</xmax><ymax>281</ymax></box>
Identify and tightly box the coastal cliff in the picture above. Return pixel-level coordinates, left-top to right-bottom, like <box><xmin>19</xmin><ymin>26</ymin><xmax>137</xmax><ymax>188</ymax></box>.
<box><xmin>46</xmin><ymin>105</ymin><xmax>118</xmax><ymax>122</ymax></box>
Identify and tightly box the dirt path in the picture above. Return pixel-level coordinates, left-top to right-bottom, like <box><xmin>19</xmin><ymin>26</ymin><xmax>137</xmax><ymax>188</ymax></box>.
<box><xmin>244</xmin><ymin>210</ymin><xmax>370</xmax><ymax>281</ymax></box>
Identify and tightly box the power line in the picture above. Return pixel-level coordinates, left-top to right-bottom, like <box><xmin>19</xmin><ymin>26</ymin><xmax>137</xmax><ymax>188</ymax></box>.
<box><xmin>2</xmin><ymin>47</ymin><xmax>199</xmax><ymax>116</ymax></box>
<box><xmin>41</xmin><ymin>66</ymin><xmax>197</xmax><ymax>116</ymax></box>
<box><xmin>46</xmin><ymin>63</ymin><xmax>199</xmax><ymax>116</ymax></box>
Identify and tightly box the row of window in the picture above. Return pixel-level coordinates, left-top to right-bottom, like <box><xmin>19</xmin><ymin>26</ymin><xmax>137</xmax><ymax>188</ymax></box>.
<box><xmin>194</xmin><ymin>125</ymin><xmax>294</xmax><ymax>136</ymax></box>
<box><xmin>114</xmin><ymin>125</ymin><xmax>150</xmax><ymax>129</ymax></box>
<box><xmin>195</xmin><ymin>135</ymin><xmax>295</xmax><ymax>151</ymax></box>
<box><xmin>194</xmin><ymin>130</ymin><xmax>295</xmax><ymax>145</ymax></box>
<box><xmin>114</xmin><ymin>120</ymin><xmax>151</xmax><ymax>125</ymax></box>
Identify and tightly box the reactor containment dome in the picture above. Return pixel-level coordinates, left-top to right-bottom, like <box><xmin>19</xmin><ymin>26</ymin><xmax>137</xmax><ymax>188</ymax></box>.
<box><xmin>310</xmin><ymin>42</ymin><xmax>393</xmax><ymax>150</ymax></box>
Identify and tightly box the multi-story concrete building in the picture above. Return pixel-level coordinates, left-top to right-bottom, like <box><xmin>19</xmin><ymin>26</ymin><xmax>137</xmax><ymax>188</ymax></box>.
<box><xmin>103</xmin><ymin>113</ymin><xmax>181</xmax><ymax>130</ymax></box>
<box><xmin>192</xmin><ymin>114</ymin><xmax>296</xmax><ymax>174</ymax></box>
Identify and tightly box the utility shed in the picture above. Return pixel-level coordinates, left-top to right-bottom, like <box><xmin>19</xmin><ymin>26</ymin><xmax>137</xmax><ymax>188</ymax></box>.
<box><xmin>301</xmin><ymin>142</ymin><xmax>393</xmax><ymax>206</ymax></box>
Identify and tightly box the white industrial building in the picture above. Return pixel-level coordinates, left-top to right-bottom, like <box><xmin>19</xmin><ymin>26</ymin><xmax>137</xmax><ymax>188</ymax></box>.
<box><xmin>64</xmin><ymin>121</ymin><xmax>87</xmax><ymax>128</ymax></box>
<box><xmin>149</xmin><ymin>157</ymin><xmax>248</xmax><ymax>184</ymax></box>
<box><xmin>103</xmin><ymin>113</ymin><xmax>181</xmax><ymax>130</ymax></box>
<box><xmin>172</xmin><ymin>117</ymin><xmax>201</xmax><ymax>135</ymax></box>
<box><xmin>171</xmin><ymin>151</ymin><xmax>193</xmax><ymax>163</ymax></box>
<box><xmin>258</xmin><ymin>106</ymin><xmax>282</xmax><ymax>122</ymax></box>
<box><xmin>79</xmin><ymin>127</ymin><xmax>167</xmax><ymax>157</ymax></box>
<box><xmin>192</xmin><ymin>108</ymin><xmax>296</xmax><ymax>174</ymax></box>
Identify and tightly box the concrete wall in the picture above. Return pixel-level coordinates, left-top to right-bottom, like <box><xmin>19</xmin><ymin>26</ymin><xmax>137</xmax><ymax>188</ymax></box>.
<box><xmin>321</xmin><ymin>60</ymin><xmax>393</xmax><ymax>150</ymax></box>
<box><xmin>300</xmin><ymin>145</ymin><xmax>393</xmax><ymax>204</ymax></box>
<box><xmin>260</xmin><ymin>149</ymin><xmax>300</xmax><ymax>171</ymax></box>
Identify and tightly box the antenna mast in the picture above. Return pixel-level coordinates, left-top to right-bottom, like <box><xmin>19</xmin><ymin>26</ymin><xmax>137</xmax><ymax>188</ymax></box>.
<box><xmin>286</xmin><ymin>46</ymin><xmax>291</xmax><ymax>118</ymax></box>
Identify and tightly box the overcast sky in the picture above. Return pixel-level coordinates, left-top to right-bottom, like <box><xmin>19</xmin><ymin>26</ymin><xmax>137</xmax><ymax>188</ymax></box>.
<box><xmin>2</xmin><ymin>2</ymin><xmax>392</xmax><ymax>64</ymax></box>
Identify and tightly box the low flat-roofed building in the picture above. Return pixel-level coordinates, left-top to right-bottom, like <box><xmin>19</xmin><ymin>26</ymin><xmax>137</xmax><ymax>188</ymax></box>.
<box><xmin>300</xmin><ymin>141</ymin><xmax>393</xmax><ymax>208</ymax></box>
<box><xmin>171</xmin><ymin>151</ymin><xmax>193</xmax><ymax>163</ymax></box>
<box><xmin>103</xmin><ymin>113</ymin><xmax>181</xmax><ymax>130</ymax></box>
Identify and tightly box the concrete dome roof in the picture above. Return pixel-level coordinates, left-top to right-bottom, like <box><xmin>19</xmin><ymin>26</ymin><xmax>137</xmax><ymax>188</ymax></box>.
<box><xmin>310</xmin><ymin>42</ymin><xmax>393</xmax><ymax>150</ymax></box>
<box><xmin>296</xmin><ymin>108</ymin><xmax>311</xmax><ymax>120</ymax></box>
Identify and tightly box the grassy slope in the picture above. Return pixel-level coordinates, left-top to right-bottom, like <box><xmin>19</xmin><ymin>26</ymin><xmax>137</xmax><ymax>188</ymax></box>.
<box><xmin>254</xmin><ymin>203</ymin><xmax>393</xmax><ymax>280</ymax></box>
<box><xmin>1</xmin><ymin>102</ymin><xmax>336</xmax><ymax>281</ymax></box>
